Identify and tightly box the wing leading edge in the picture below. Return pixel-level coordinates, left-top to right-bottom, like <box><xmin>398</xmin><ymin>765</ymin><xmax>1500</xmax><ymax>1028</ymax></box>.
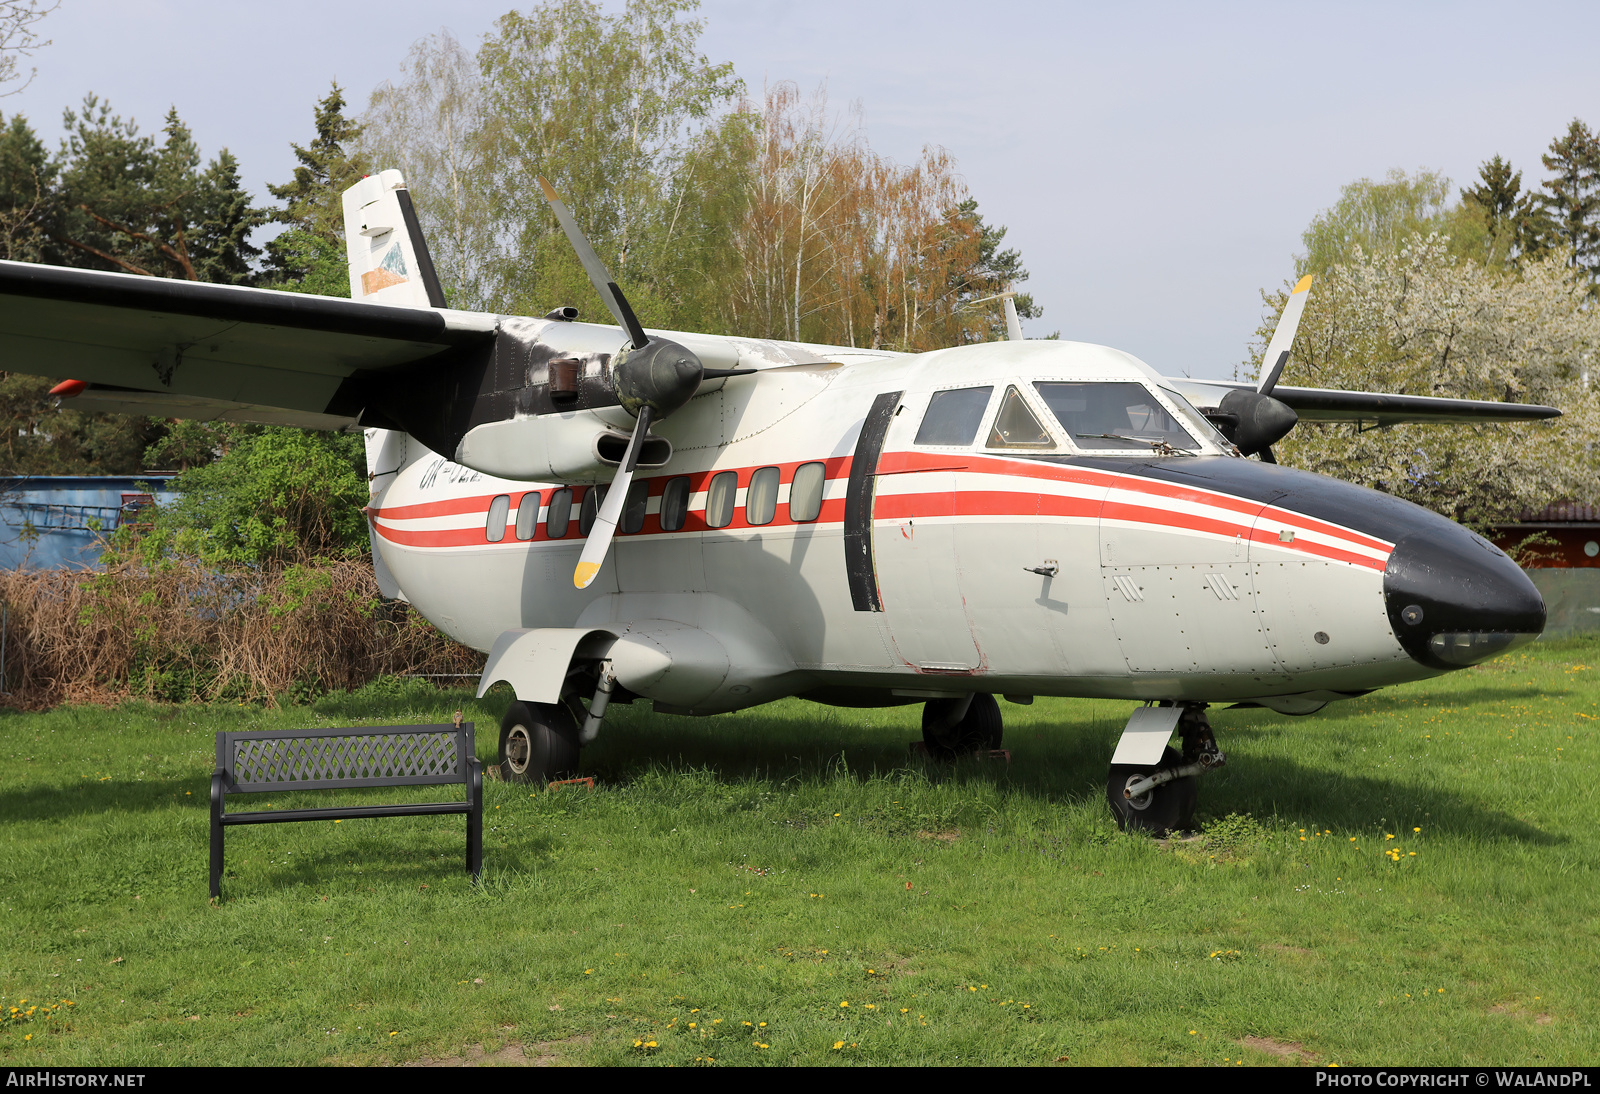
<box><xmin>1167</xmin><ymin>377</ymin><xmax>1561</xmax><ymax>429</ymax></box>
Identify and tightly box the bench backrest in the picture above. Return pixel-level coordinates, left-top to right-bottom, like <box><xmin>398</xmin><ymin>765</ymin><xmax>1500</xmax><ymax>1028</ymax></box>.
<box><xmin>216</xmin><ymin>724</ymin><xmax>475</xmax><ymax>794</ymax></box>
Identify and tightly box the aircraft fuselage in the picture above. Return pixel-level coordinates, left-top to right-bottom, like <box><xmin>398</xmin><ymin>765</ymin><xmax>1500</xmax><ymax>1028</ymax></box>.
<box><xmin>368</xmin><ymin>333</ymin><xmax>1545</xmax><ymax>716</ymax></box>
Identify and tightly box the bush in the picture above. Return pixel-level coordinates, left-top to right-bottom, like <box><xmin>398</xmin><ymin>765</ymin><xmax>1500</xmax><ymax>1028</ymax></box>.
<box><xmin>0</xmin><ymin>554</ymin><xmax>480</xmax><ymax>707</ymax></box>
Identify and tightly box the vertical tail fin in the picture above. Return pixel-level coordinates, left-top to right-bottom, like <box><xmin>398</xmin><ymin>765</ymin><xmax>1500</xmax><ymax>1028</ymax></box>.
<box><xmin>342</xmin><ymin>170</ymin><xmax>447</xmax><ymax>308</ymax></box>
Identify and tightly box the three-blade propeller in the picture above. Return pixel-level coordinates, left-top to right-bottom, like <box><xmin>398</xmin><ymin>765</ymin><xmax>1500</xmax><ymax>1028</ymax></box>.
<box><xmin>538</xmin><ymin>177</ymin><xmax>751</xmax><ymax>589</ymax></box>
<box><xmin>1218</xmin><ymin>274</ymin><xmax>1314</xmax><ymax>461</ymax></box>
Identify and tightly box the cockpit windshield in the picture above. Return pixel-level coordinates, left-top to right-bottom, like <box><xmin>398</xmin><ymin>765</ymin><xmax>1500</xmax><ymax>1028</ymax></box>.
<box><xmin>1034</xmin><ymin>381</ymin><xmax>1202</xmax><ymax>453</ymax></box>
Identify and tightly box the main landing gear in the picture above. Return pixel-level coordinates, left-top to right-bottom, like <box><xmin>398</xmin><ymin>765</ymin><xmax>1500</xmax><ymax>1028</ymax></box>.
<box><xmin>921</xmin><ymin>694</ymin><xmax>1003</xmax><ymax>761</ymax></box>
<box><xmin>497</xmin><ymin>661</ymin><xmax>619</xmax><ymax>785</ymax></box>
<box><xmin>1106</xmin><ymin>704</ymin><xmax>1226</xmax><ymax>837</ymax></box>
<box><xmin>498</xmin><ymin>701</ymin><xmax>580</xmax><ymax>784</ymax></box>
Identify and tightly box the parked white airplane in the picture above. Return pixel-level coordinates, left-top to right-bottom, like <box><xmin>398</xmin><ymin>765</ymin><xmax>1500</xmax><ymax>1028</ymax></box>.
<box><xmin>5</xmin><ymin>171</ymin><xmax>1553</xmax><ymax>833</ymax></box>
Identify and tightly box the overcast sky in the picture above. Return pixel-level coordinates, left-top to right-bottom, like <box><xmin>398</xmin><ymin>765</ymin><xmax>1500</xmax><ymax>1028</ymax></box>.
<box><xmin>7</xmin><ymin>1</ymin><xmax>1597</xmax><ymax>378</ymax></box>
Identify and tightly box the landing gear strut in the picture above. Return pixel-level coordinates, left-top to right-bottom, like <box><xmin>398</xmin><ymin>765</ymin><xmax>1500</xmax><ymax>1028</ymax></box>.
<box><xmin>1105</xmin><ymin>704</ymin><xmax>1225</xmax><ymax>836</ymax></box>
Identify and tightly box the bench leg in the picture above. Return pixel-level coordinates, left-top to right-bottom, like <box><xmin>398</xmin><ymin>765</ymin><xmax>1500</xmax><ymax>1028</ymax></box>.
<box><xmin>209</xmin><ymin>771</ymin><xmax>225</xmax><ymax>900</ymax></box>
<box><xmin>467</xmin><ymin>759</ymin><xmax>483</xmax><ymax>883</ymax></box>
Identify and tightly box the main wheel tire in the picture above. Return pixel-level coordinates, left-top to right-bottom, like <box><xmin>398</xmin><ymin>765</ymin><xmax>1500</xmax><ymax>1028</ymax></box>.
<box><xmin>1106</xmin><ymin>746</ymin><xmax>1197</xmax><ymax>836</ymax></box>
<box><xmin>921</xmin><ymin>694</ymin><xmax>1003</xmax><ymax>761</ymax></box>
<box><xmin>498</xmin><ymin>701</ymin><xmax>580</xmax><ymax>785</ymax></box>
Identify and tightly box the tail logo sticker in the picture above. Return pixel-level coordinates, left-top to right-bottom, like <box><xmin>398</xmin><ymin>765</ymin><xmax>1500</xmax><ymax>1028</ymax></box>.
<box><xmin>361</xmin><ymin>243</ymin><xmax>411</xmax><ymax>295</ymax></box>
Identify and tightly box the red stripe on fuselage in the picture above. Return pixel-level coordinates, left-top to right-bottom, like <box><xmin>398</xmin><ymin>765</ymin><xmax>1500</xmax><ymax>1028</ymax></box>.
<box><xmin>374</xmin><ymin>449</ymin><xmax>1391</xmax><ymax>566</ymax></box>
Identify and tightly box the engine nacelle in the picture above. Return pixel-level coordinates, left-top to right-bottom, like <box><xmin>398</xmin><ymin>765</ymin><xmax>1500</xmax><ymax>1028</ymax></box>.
<box><xmin>454</xmin><ymin>411</ymin><xmax>672</xmax><ymax>483</ymax></box>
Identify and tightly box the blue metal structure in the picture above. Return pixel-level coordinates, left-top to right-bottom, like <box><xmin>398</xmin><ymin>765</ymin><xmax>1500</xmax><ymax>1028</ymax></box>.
<box><xmin>0</xmin><ymin>476</ymin><xmax>176</xmax><ymax>570</ymax></box>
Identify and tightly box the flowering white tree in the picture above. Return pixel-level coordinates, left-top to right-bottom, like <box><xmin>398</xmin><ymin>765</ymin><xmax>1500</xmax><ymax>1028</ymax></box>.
<box><xmin>1255</xmin><ymin>236</ymin><xmax>1600</xmax><ymax>528</ymax></box>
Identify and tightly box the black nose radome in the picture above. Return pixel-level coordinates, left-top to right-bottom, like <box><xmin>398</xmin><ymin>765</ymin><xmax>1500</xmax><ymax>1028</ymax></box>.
<box><xmin>1384</xmin><ymin>528</ymin><xmax>1545</xmax><ymax>670</ymax></box>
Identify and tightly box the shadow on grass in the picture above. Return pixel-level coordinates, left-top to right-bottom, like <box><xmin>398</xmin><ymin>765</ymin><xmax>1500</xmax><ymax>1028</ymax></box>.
<box><xmin>574</xmin><ymin>702</ymin><xmax>1562</xmax><ymax>847</ymax></box>
<box><xmin>214</xmin><ymin>824</ymin><xmax>557</xmax><ymax>901</ymax></box>
<box><xmin>1</xmin><ymin>683</ymin><xmax>1563</xmax><ymax>849</ymax></box>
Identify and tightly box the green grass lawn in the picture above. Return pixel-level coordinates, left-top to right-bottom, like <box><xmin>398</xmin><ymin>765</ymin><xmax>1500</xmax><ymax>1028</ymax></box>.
<box><xmin>3</xmin><ymin>639</ymin><xmax>1598</xmax><ymax>1067</ymax></box>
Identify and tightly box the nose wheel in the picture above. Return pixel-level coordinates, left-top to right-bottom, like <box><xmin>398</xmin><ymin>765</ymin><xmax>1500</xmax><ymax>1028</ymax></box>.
<box><xmin>1105</xmin><ymin>704</ymin><xmax>1221</xmax><ymax>836</ymax></box>
<box><xmin>1107</xmin><ymin>746</ymin><xmax>1198</xmax><ymax>835</ymax></box>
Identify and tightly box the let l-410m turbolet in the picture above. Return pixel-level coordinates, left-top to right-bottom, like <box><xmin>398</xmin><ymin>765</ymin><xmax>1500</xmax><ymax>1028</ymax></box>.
<box><xmin>7</xmin><ymin>170</ymin><xmax>1552</xmax><ymax>833</ymax></box>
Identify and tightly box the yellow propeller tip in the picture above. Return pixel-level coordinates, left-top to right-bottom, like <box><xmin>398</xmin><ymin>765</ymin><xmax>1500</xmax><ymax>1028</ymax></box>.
<box><xmin>1292</xmin><ymin>274</ymin><xmax>1315</xmax><ymax>294</ymax></box>
<box><xmin>573</xmin><ymin>561</ymin><xmax>601</xmax><ymax>589</ymax></box>
<box><xmin>537</xmin><ymin>176</ymin><xmax>560</xmax><ymax>203</ymax></box>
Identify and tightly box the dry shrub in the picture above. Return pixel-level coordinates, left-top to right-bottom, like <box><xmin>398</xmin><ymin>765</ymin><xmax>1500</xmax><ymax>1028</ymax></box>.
<box><xmin>0</xmin><ymin>554</ymin><xmax>480</xmax><ymax>708</ymax></box>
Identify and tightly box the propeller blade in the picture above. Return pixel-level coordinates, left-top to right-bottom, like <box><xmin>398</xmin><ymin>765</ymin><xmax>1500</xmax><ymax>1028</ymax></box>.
<box><xmin>1257</xmin><ymin>274</ymin><xmax>1314</xmax><ymax>397</ymax></box>
<box><xmin>1003</xmin><ymin>297</ymin><xmax>1023</xmax><ymax>341</ymax></box>
<box><xmin>537</xmin><ymin>176</ymin><xmax>650</xmax><ymax>349</ymax></box>
<box><xmin>573</xmin><ymin>406</ymin><xmax>652</xmax><ymax>590</ymax></box>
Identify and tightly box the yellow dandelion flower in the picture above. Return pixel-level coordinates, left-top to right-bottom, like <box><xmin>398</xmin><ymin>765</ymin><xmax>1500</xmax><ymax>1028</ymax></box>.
<box><xmin>833</xmin><ymin>1040</ymin><xmax>845</xmax><ymax>1050</ymax></box>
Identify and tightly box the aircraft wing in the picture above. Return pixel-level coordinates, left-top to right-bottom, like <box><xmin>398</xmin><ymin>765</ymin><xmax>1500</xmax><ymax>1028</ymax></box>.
<box><xmin>0</xmin><ymin>259</ymin><xmax>497</xmax><ymax>429</ymax></box>
<box><xmin>1166</xmin><ymin>377</ymin><xmax>1562</xmax><ymax>428</ymax></box>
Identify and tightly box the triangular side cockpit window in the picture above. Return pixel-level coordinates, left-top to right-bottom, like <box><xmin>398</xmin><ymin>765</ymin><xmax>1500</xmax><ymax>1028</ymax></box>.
<box><xmin>985</xmin><ymin>385</ymin><xmax>1056</xmax><ymax>449</ymax></box>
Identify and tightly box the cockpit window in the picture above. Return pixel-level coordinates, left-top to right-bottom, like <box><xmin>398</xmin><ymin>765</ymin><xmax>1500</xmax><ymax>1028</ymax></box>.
<box><xmin>985</xmin><ymin>386</ymin><xmax>1056</xmax><ymax>449</ymax></box>
<box><xmin>1034</xmin><ymin>381</ymin><xmax>1199</xmax><ymax>452</ymax></box>
<box><xmin>915</xmin><ymin>386</ymin><xmax>992</xmax><ymax>446</ymax></box>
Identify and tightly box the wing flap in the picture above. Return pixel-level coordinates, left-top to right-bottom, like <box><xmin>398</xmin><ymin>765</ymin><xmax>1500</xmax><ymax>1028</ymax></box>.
<box><xmin>64</xmin><ymin>386</ymin><xmax>358</xmax><ymax>430</ymax></box>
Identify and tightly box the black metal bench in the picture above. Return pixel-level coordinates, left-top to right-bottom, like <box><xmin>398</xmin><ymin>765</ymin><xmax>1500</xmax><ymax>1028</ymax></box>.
<box><xmin>209</xmin><ymin>722</ymin><xmax>482</xmax><ymax>899</ymax></box>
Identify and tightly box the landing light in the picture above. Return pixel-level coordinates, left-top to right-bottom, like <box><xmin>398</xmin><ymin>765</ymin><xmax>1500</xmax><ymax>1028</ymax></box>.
<box><xmin>1426</xmin><ymin>631</ymin><xmax>1537</xmax><ymax>666</ymax></box>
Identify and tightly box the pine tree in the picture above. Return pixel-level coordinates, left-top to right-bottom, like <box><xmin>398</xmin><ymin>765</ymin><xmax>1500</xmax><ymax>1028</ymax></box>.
<box><xmin>0</xmin><ymin>112</ymin><xmax>52</xmax><ymax>262</ymax></box>
<box><xmin>0</xmin><ymin>98</ymin><xmax>265</xmax><ymax>475</ymax></box>
<box><xmin>263</xmin><ymin>83</ymin><xmax>368</xmax><ymax>293</ymax></box>
<box><xmin>49</xmin><ymin>97</ymin><xmax>265</xmax><ymax>282</ymax></box>
<box><xmin>1538</xmin><ymin>118</ymin><xmax>1600</xmax><ymax>278</ymax></box>
<box><xmin>948</xmin><ymin>198</ymin><xmax>1042</xmax><ymax>340</ymax></box>
<box><xmin>1459</xmin><ymin>155</ymin><xmax>1552</xmax><ymax>266</ymax></box>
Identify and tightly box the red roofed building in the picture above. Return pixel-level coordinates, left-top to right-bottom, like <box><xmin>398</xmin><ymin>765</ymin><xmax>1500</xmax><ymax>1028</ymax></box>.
<box><xmin>1490</xmin><ymin>502</ymin><xmax>1600</xmax><ymax>636</ymax></box>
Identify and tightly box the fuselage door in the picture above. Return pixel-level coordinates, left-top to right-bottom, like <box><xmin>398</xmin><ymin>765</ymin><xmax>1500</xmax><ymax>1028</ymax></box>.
<box><xmin>872</xmin><ymin>389</ymin><xmax>983</xmax><ymax>672</ymax></box>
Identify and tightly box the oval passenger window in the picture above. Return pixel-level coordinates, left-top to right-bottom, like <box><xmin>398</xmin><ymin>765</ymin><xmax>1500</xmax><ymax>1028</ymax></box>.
<box><xmin>485</xmin><ymin>495</ymin><xmax>510</xmax><ymax>542</ymax></box>
<box><xmin>579</xmin><ymin>486</ymin><xmax>605</xmax><ymax>536</ymax></box>
<box><xmin>659</xmin><ymin>476</ymin><xmax>691</xmax><ymax>531</ymax></box>
<box><xmin>705</xmin><ymin>471</ymin><xmax>738</xmax><ymax>529</ymax></box>
<box><xmin>515</xmin><ymin>491</ymin><xmax>540</xmax><ymax>540</ymax></box>
<box><xmin>789</xmin><ymin>462</ymin><xmax>825</xmax><ymax>522</ymax></box>
<box><xmin>621</xmin><ymin>480</ymin><xmax>649</xmax><ymax>534</ymax></box>
<box><xmin>545</xmin><ymin>488</ymin><xmax>572</xmax><ymax>538</ymax></box>
<box><xmin>746</xmin><ymin>467</ymin><xmax>779</xmax><ymax>526</ymax></box>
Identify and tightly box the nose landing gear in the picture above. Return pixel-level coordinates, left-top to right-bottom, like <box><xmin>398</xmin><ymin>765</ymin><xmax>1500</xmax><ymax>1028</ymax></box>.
<box><xmin>1106</xmin><ymin>704</ymin><xmax>1225</xmax><ymax>836</ymax></box>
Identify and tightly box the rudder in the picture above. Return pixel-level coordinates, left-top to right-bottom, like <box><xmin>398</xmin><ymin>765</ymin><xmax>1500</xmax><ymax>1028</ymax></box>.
<box><xmin>342</xmin><ymin>170</ymin><xmax>447</xmax><ymax>308</ymax></box>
